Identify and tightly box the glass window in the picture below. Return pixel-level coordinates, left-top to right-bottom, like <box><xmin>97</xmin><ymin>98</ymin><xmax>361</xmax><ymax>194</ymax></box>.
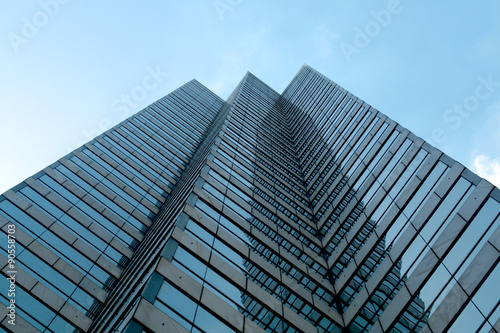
<box><xmin>155</xmin><ymin>281</ymin><xmax>197</xmax><ymax>331</ymax></box>
<box><xmin>18</xmin><ymin>186</ymin><xmax>64</xmax><ymax>220</ymax></box>
<box><xmin>185</xmin><ymin>219</ymin><xmax>215</xmax><ymax>248</ymax></box>
<box><xmin>213</xmin><ymin>239</ymin><xmax>246</xmax><ymax>272</ymax></box>
<box><xmin>204</xmin><ymin>268</ymin><xmax>243</xmax><ymax>310</ymax></box>
<box><xmin>16</xmin><ymin>287</ymin><xmax>57</xmax><ymax>328</ymax></box>
<box><xmin>193</xmin><ymin>307</ymin><xmax>234</xmax><ymax>333</ymax></box>
<box><xmin>448</xmin><ymin>300</ymin><xmax>486</xmax><ymax>332</ymax></box>
<box><xmin>443</xmin><ymin>198</ymin><xmax>500</xmax><ymax>277</ymax></box>
<box><xmin>47</xmin><ymin>316</ymin><xmax>76</xmax><ymax>333</ymax></box>
<box><xmin>0</xmin><ymin>199</ymin><xmax>45</xmax><ymax>238</ymax></box>
<box><xmin>17</xmin><ymin>250</ymin><xmax>75</xmax><ymax>296</ymax></box>
<box><xmin>471</xmin><ymin>263</ymin><xmax>500</xmax><ymax>323</ymax></box>
<box><xmin>172</xmin><ymin>247</ymin><xmax>208</xmax><ymax>280</ymax></box>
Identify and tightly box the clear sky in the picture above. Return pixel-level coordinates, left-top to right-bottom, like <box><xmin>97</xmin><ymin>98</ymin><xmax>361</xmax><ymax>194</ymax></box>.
<box><xmin>1</xmin><ymin>1</ymin><xmax>500</xmax><ymax>193</ymax></box>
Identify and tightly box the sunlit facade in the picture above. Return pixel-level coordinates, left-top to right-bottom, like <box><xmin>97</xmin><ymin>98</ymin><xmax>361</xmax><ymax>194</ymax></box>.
<box><xmin>1</xmin><ymin>65</ymin><xmax>499</xmax><ymax>332</ymax></box>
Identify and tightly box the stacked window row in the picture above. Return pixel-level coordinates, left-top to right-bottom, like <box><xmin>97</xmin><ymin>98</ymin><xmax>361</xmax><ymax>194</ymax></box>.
<box><xmin>90</xmin><ymin>81</ymin><xmax>230</xmax><ymax>332</ymax></box>
<box><xmin>0</xmin><ymin>80</ymin><xmax>225</xmax><ymax>332</ymax></box>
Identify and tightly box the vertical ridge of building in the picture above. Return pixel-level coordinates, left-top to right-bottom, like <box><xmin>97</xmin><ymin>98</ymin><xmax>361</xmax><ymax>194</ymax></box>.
<box><xmin>89</xmin><ymin>74</ymin><xmax>250</xmax><ymax>332</ymax></box>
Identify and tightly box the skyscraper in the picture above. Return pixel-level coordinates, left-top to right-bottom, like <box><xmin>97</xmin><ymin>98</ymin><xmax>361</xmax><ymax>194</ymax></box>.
<box><xmin>1</xmin><ymin>65</ymin><xmax>499</xmax><ymax>332</ymax></box>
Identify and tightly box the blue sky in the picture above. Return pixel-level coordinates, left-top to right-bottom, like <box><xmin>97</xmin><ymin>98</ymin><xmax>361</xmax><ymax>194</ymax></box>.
<box><xmin>1</xmin><ymin>1</ymin><xmax>500</xmax><ymax>193</ymax></box>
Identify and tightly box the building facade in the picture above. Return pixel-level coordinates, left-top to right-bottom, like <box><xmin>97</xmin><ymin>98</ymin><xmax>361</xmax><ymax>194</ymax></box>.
<box><xmin>1</xmin><ymin>65</ymin><xmax>499</xmax><ymax>332</ymax></box>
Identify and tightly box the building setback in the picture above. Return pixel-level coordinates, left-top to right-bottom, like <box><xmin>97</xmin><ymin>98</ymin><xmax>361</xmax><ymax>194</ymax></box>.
<box><xmin>1</xmin><ymin>65</ymin><xmax>499</xmax><ymax>332</ymax></box>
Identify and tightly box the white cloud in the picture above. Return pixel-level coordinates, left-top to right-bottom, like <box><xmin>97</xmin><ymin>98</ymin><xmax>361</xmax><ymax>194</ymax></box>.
<box><xmin>471</xmin><ymin>154</ymin><xmax>500</xmax><ymax>188</ymax></box>
<box><xmin>486</xmin><ymin>101</ymin><xmax>500</xmax><ymax>113</ymax></box>
<box><xmin>314</xmin><ymin>25</ymin><xmax>340</xmax><ymax>56</ymax></box>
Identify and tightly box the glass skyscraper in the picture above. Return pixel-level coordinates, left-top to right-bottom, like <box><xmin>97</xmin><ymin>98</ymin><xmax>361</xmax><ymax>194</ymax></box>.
<box><xmin>1</xmin><ymin>65</ymin><xmax>499</xmax><ymax>332</ymax></box>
